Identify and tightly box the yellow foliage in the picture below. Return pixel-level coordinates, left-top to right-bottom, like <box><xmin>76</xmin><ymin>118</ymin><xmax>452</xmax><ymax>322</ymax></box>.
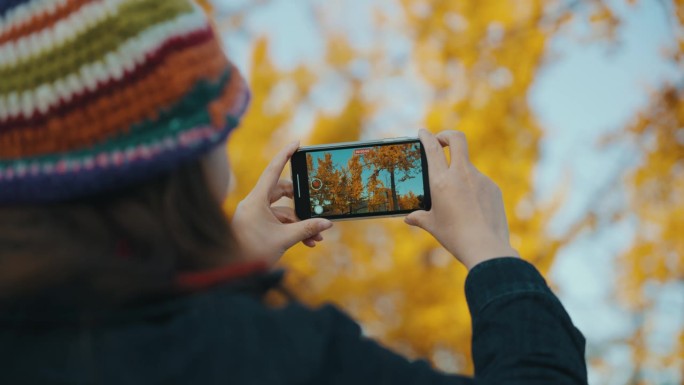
<box><xmin>620</xmin><ymin>87</ymin><xmax>684</xmax><ymax>294</ymax></box>
<box><xmin>591</xmin><ymin>0</ymin><xmax>684</xmax><ymax>379</ymax></box>
<box><xmin>617</xmin><ymin>83</ymin><xmax>684</xmax><ymax>375</ymax></box>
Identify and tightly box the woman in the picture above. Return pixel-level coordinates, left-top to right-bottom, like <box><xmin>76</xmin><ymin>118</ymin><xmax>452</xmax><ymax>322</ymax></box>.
<box><xmin>0</xmin><ymin>0</ymin><xmax>588</xmax><ymax>383</ymax></box>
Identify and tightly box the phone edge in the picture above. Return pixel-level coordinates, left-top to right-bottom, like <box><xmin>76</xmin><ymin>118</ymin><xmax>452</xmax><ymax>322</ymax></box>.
<box><xmin>291</xmin><ymin>136</ymin><xmax>429</xmax><ymax>221</ymax></box>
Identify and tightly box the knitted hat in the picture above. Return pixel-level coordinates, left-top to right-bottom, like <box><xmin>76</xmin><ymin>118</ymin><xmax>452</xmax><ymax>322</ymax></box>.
<box><xmin>0</xmin><ymin>0</ymin><xmax>250</xmax><ymax>204</ymax></box>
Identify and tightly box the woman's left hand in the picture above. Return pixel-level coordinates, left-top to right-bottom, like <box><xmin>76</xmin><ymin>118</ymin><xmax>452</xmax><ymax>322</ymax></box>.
<box><xmin>232</xmin><ymin>141</ymin><xmax>333</xmax><ymax>264</ymax></box>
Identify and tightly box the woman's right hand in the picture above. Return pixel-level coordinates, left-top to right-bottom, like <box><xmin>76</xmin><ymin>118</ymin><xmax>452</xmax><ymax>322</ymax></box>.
<box><xmin>405</xmin><ymin>129</ymin><xmax>519</xmax><ymax>270</ymax></box>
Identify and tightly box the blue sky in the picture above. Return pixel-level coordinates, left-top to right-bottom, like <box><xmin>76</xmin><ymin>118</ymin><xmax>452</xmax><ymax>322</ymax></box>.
<box><xmin>529</xmin><ymin>3</ymin><xmax>681</xmax><ymax>383</ymax></box>
<box><xmin>308</xmin><ymin>146</ymin><xmax>425</xmax><ymax>198</ymax></box>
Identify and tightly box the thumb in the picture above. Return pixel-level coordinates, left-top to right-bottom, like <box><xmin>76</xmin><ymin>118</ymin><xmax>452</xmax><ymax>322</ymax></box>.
<box><xmin>405</xmin><ymin>210</ymin><xmax>430</xmax><ymax>229</ymax></box>
<box><xmin>284</xmin><ymin>219</ymin><xmax>333</xmax><ymax>247</ymax></box>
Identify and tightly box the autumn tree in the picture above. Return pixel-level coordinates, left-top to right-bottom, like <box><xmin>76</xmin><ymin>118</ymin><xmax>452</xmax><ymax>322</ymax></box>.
<box><xmin>610</xmin><ymin>5</ymin><xmax>684</xmax><ymax>379</ymax></box>
<box><xmin>311</xmin><ymin>153</ymin><xmax>343</xmax><ymax>214</ymax></box>
<box><xmin>398</xmin><ymin>191</ymin><xmax>421</xmax><ymax>211</ymax></box>
<box><xmin>617</xmin><ymin>84</ymin><xmax>684</xmax><ymax>383</ymax></box>
<box><xmin>306</xmin><ymin>152</ymin><xmax>314</xmax><ymax>177</ymax></box>
<box><xmin>212</xmin><ymin>0</ymin><xmax>593</xmax><ymax>376</ymax></box>
<box><xmin>346</xmin><ymin>155</ymin><xmax>364</xmax><ymax>213</ymax></box>
<box><xmin>363</xmin><ymin>144</ymin><xmax>421</xmax><ymax>211</ymax></box>
<box><xmin>366</xmin><ymin>175</ymin><xmax>389</xmax><ymax>213</ymax></box>
<box><xmin>555</xmin><ymin>1</ymin><xmax>684</xmax><ymax>381</ymax></box>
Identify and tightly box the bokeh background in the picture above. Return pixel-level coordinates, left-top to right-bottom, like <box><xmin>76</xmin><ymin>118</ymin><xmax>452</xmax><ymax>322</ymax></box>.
<box><xmin>204</xmin><ymin>0</ymin><xmax>682</xmax><ymax>383</ymax></box>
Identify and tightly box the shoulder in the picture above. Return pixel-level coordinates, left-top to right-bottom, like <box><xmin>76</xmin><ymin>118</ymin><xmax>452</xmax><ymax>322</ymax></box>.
<box><xmin>201</xmin><ymin>292</ymin><xmax>458</xmax><ymax>385</ymax></box>
<box><xmin>187</xmin><ymin>288</ymin><xmax>362</xmax><ymax>383</ymax></box>
<box><xmin>205</xmin><ymin>289</ymin><xmax>360</xmax><ymax>352</ymax></box>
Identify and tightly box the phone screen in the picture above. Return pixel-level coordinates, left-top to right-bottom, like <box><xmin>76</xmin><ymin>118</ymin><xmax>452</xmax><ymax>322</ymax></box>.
<box><xmin>291</xmin><ymin>139</ymin><xmax>430</xmax><ymax>220</ymax></box>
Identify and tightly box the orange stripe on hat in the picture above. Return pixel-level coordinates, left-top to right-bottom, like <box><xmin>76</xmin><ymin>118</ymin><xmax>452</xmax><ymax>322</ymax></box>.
<box><xmin>0</xmin><ymin>37</ymin><xmax>231</xmax><ymax>158</ymax></box>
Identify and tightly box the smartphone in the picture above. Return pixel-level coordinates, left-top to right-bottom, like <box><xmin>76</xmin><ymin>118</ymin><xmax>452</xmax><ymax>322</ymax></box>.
<box><xmin>290</xmin><ymin>137</ymin><xmax>431</xmax><ymax>221</ymax></box>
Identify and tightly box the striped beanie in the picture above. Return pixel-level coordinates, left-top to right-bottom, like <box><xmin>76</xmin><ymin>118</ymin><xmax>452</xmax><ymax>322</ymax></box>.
<box><xmin>0</xmin><ymin>0</ymin><xmax>250</xmax><ymax>204</ymax></box>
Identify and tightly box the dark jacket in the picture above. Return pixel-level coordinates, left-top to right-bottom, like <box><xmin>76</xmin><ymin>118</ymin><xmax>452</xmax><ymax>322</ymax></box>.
<box><xmin>0</xmin><ymin>257</ymin><xmax>587</xmax><ymax>384</ymax></box>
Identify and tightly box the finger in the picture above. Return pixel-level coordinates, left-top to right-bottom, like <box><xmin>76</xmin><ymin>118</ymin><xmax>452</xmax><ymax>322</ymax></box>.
<box><xmin>301</xmin><ymin>232</ymin><xmax>323</xmax><ymax>248</ymax></box>
<box><xmin>272</xmin><ymin>207</ymin><xmax>325</xmax><ymax>242</ymax></box>
<box><xmin>271</xmin><ymin>206</ymin><xmax>297</xmax><ymax>224</ymax></box>
<box><xmin>254</xmin><ymin>141</ymin><xmax>300</xmax><ymax>199</ymax></box>
<box><xmin>419</xmin><ymin>129</ymin><xmax>448</xmax><ymax>174</ymax></box>
<box><xmin>284</xmin><ymin>218</ymin><xmax>333</xmax><ymax>248</ymax></box>
<box><xmin>269</xmin><ymin>179</ymin><xmax>294</xmax><ymax>204</ymax></box>
<box><xmin>435</xmin><ymin>130</ymin><xmax>470</xmax><ymax>167</ymax></box>
<box><xmin>404</xmin><ymin>210</ymin><xmax>430</xmax><ymax>230</ymax></box>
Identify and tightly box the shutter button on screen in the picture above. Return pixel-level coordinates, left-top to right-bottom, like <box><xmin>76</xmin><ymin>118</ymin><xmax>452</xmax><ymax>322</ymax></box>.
<box><xmin>311</xmin><ymin>178</ymin><xmax>322</xmax><ymax>191</ymax></box>
<box><xmin>311</xmin><ymin>178</ymin><xmax>324</xmax><ymax>215</ymax></box>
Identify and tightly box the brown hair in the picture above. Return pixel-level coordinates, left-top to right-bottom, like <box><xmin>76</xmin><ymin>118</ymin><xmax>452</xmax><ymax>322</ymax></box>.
<box><xmin>0</xmin><ymin>160</ymin><xmax>239</xmax><ymax>306</ymax></box>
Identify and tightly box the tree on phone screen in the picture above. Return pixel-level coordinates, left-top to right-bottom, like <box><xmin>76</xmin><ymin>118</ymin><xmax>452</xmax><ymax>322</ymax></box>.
<box><xmin>366</xmin><ymin>173</ymin><xmax>388</xmax><ymax>213</ymax></box>
<box><xmin>363</xmin><ymin>143</ymin><xmax>421</xmax><ymax>211</ymax></box>
<box><xmin>346</xmin><ymin>155</ymin><xmax>364</xmax><ymax>213</ymax></box>
<box><xmin>313</xmin><ymin>153</ymin><xmax>341</xmax><ymax>214</ymax></box>
<box><xmin>398</xmin><ymin>191</ymin><xmax>421</xmax><ymax>210</ymax></box>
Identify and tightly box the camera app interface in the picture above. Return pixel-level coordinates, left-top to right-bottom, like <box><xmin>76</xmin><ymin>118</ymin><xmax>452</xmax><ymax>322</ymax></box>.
<box><xmin>305</xmin><ymin>142</ymin><xmax>426</xmax><ymax>217</ymax></box>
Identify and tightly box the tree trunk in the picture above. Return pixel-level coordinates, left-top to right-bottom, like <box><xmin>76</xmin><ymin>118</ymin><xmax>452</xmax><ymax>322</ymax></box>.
<box><xmin>389</xmin><ymin>167</ymin><xmax>398</xmax><ymax>211</ymax></box>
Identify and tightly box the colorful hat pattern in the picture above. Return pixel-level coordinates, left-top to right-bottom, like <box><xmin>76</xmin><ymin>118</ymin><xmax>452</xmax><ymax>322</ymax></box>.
<box><xmin>0</xmin><ymin>0</ymin><xmax>250</xmax><ymax>204</ymax></box>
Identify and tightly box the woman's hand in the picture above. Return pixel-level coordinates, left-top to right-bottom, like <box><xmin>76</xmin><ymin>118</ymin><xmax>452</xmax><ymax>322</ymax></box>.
<box><xmin>405</xmin><ymin>130</ymin><xmax>519</xmax><ymax>270</ymax></box>
<box><xmin>232</xmin><ymin>141</ymin><xmax>333</xmax><ymax>264</ymax></box>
